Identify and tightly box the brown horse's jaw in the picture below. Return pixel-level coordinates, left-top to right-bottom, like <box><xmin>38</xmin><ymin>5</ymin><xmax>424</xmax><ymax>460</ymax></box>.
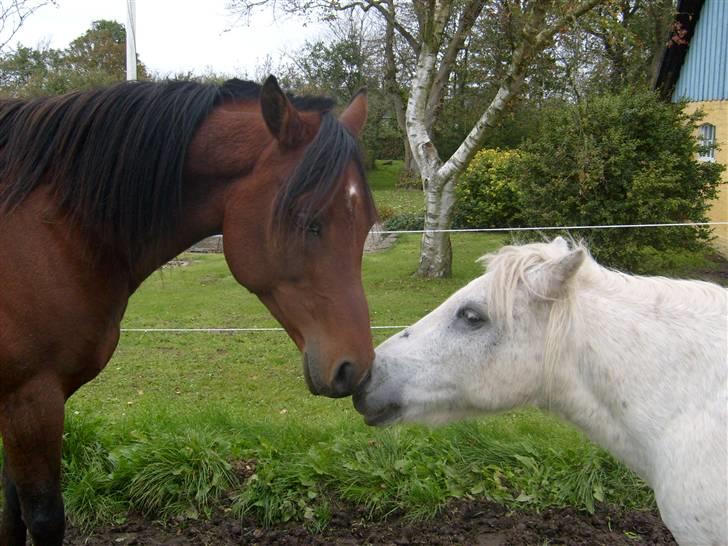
<box><xmin>302</xmin><ymin>352</ymin><xmax>319</xmax><ymax>395</ymax></box>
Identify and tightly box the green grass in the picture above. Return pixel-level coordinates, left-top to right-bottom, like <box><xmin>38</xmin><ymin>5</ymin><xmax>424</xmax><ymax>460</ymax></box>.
<box><xmin>368</xmin><ymin>160</ymin><xmax>423</xmax><ymax>218</ymax></box>
<box><xmin>69</xmin><ymin>234</ymin><xmax>500</xmax><ymax>426</ymax></box>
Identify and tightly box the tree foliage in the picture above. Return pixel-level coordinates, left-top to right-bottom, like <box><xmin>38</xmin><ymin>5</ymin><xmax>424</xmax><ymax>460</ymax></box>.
<box><xmin>281</xmin><ymin>17</ymin><xmax>402</xmax><ymax>165</ymax></box>
<box><xmin>0</xmin><ymin>19</ymin><xmax>148</xmax><ymax>97</ymax></box>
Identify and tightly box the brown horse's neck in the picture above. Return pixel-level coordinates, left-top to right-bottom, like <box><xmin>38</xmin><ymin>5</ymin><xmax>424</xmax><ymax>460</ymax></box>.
<box><xmin>127</xmin><ymin>104</ymin><xmax>272</xmax><ymax>290</ymax></box>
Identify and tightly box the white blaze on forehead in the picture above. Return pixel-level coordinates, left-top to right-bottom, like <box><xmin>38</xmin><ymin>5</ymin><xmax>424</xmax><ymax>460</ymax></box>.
<box><xmin>346</xmin><ymin>179</ymin><xmax>359</xmax><ymax>211</ymax></box>
<box><xmin>347</xmin><ymin>180</ymin><xmax>359</xmax><ymax>199</ymax></box>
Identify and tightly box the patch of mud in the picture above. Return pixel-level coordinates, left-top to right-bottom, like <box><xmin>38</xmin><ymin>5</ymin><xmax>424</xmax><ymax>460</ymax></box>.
<box><xmin>64</xmin><ymin>500</ymin><xmax>676</xmax><ymax>545</ymax></box>
<box><xmin>161</xmin><ymin>259</ymin><xmax>191</xmax><ymax>269</ymax></box>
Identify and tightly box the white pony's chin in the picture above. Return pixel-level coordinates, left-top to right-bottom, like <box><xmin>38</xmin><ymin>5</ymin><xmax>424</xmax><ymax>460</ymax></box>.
<box><xmin>362</xmin><ymin>405</ymin><xmax>403</xmax><ymax>427</ymax></box>
<box><xmin>404</xmin><ymin>405</ymin><xmax>482</xmax><ymax>427</ymax></box>
<box><xmin>401</xmin><ymin>406</ymin><xmax>463</xmax><ymax>427</ymax></box>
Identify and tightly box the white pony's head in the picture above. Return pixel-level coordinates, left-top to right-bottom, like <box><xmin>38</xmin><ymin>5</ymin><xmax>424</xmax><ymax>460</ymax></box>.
<box><xmin>354</xmin><ymin>237</ymin><xmax>587</xmax><ymax>426</ymax></box>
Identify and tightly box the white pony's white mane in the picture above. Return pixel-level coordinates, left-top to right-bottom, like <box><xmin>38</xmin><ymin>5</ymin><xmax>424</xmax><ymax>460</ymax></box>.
<box><xmin>480</xmin><ymin>239</ymin><xmax>725</xmax><ymax>404</ymax></box>
<box><xmin>481</xmin><ymin>238</ymin><xmax>722</xmax><ymax>331</ymax></box>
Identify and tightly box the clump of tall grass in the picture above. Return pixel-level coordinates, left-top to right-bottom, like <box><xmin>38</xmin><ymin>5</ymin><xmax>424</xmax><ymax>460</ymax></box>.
<box><xmin>232</xmin><ymin>418</ymin><xmax>655</xmax><ymax>529</ymax></box>
<box><xmin>62</xmin><ymin>413</ymin><xmax>124</xmax><ymax>530</ymax></box>
<box><xmin>56</xmin><ymin>411</ymin><xmax>654</xmax><ymax>531</ymax></box>
<box><xmin>110</xmin><ymin>428</ymin><xmax>237</xmax><ymax>519</ymax></box>
<box><xmin>59</xmin><ymin>413</ymin><xmax>239</xmax><ymax>527</ymax></box>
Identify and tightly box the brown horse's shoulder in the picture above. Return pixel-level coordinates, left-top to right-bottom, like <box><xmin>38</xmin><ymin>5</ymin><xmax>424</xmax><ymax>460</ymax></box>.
<box><xmin>0</xmin><ymin>189</ymin><xmax>129</xmax><ymax>399</ymax></box>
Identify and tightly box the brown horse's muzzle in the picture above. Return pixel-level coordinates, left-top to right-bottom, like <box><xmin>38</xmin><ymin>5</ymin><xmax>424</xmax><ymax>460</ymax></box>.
<box><xmin>302</xmin><ymin>346</ymin><xmax>371</xmax><ymax>398</ymax></box>
<box><xmin>256</xmin><ymin>290</ymin><xmax>374</xmax><ymax>398</ymax></box>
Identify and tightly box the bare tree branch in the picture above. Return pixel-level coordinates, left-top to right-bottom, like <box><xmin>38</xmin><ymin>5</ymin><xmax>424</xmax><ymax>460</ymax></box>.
<box><xmin>438</xmin><ymin>0</ymin><xmax>606</xmax><ymax>183</ymax></box>
<box><xmin>0</xmin><ymin>0</ymin><xmax>54</xmax><ymax>52</ymax></box>
<box><xmin>424</xmin><ymin>0</ymin><xmax>484</xmax><ymax>131</ymax></box>
<box><xmin>227</xmin><ymin>0</ymin><xmax>421</xmax><ymax>52</ymax></box>
<box><xmin>534</xmin><ymin>0</ymin><xmax>606</xmax><ymax>48</ymax></box>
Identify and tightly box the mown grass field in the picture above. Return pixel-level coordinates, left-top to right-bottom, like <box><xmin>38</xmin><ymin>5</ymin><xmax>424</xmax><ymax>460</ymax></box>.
<box><xmin>2</xmin><ymin>162</ymin><xmax>658</xmax><ymax>531</ymax></box>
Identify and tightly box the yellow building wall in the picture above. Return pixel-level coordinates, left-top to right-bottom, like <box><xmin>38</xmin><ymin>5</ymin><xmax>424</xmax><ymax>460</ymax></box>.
<box><xmin>684</xmin><ymin>100</ymin><xmax>728</xmax><ymax>256</ymax></box>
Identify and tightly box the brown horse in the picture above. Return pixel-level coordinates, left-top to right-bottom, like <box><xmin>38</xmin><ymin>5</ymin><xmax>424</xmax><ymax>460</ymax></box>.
<box><xmin>0</xmin><ymin>76</ymin><xmax>376</xmax><ymax>545</ymax></box>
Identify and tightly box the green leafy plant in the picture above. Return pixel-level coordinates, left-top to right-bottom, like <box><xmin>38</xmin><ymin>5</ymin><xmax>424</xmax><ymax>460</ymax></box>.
<box><xmin>454</xmin><ymin>148</ymin><xmax>524</xmax><ymax>228</ymax></box>
<box><xmin>383</xmin><ymin>212</ymin><xmax>425</xmax><ymax>232</ymax></box>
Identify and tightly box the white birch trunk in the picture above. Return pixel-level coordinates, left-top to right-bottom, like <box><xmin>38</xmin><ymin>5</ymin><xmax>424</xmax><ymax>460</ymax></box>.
<box><xmin>405</xmin><ymin>2</ymin><xmax>451</xmax><ymax>276</ymax></box>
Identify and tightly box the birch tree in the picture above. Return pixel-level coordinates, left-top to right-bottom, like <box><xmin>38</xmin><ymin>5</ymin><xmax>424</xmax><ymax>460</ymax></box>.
<box><xmin>229</xmin><ymin>0</ymin><xmax>607</xmax><ymax>277</ymax></box>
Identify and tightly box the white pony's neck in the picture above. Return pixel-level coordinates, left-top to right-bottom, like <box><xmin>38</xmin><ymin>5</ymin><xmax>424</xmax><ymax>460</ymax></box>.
<box><xmin>538</xmin><ymin>262</ymin><xmax>728</xmax><ymax>485</ymax></box>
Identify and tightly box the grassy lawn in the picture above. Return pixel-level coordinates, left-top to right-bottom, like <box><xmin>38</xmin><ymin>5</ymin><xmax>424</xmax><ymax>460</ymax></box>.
<box><xmin>69</xmin><ymin>233</ymin><xmax>502</xmax><ymax>427</ymax></box>
<box><xmin>368</xmin><ymin>160</ymin><xmax>423</xmax><ymax>217</ymax></box>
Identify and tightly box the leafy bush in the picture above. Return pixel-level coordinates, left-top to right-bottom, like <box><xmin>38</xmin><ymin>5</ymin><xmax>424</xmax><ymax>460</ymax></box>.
<box><xmin>452</xmin><ymin>91</ymin><xmax>723</xmax><ymax>272</ymax></box>
<box><xmin>512</xmin><ymin>90</ymin><xmax>722</xmax><ymax>273</ymax></box>
<box><xmin>454</xmin><ymin>149</ymin><xmax>523</xmax><ymax>228</ymax></box>
<box><xmin>395</xmin><ymin>168</ymin><xmax>422</xmax><ymax>190</ymax></box>
<box><xmin>383</xmin><ymin>212</ymin><xmax>425</xmax><ymax>231</ymax></box>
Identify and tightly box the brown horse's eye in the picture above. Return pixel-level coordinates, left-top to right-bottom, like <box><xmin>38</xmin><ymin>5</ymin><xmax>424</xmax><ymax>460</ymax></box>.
<box><xmin>307</xmin><ymin>221</ymin><xmax>322</xmax><ymax>237</ymax></box>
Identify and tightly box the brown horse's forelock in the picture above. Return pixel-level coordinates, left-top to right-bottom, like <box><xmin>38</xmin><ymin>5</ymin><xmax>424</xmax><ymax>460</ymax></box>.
<box><xmin>272</xmin><ymin>112</ymin><xmax>376</xmax><ymax>241</ymax></box>
<box><xmin>0</xmin><ymin>78</ymin><xmax>343</xmax><ymax>260</ymax></box>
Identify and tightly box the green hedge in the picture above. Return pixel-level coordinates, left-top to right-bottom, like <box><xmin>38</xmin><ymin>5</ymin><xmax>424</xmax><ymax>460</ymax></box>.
<box><xmin>454</xmin><ymin>90</ymin><xmax>724</xmax><ymax>273</ymax></box>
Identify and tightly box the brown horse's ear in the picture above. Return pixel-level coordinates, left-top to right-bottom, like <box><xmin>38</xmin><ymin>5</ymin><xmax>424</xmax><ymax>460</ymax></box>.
<box><xmin>261</xmin><ymin>75</ymin><xmax>305</xmax><ymax>148</ymax></box>
<box><xmin>339</xmin><ymin>88</ymin><xmax>368</xmax><ymax>137</ymax></box>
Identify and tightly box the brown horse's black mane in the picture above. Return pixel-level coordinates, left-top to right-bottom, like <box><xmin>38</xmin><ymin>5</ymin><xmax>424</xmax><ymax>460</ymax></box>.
<box><xmin>0</xmin><ymin>78</ymin><xmax>369</xmax><ymax>259</ymax></box>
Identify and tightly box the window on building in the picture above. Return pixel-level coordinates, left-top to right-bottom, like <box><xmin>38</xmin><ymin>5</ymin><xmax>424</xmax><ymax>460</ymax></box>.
<box><xmin>697</xmin><ymin>123</ymin><xmax>716</xmax><ymax>161</ymax></box>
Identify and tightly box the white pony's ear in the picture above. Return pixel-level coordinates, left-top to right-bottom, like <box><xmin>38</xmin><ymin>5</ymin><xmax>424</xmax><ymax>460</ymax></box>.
<box><xmin>551</xmin><ymin>236</ymin><xmax>569</xmax><ymax>251</ymax></box>
<box><xmin>532</xmin><ymin>248</ymin><xmax>585</xmax><ymax>300</ymax></box>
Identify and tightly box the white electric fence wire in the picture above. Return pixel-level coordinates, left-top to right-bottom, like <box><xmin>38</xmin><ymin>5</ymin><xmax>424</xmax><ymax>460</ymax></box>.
<box><xmin>371</xmin><ymin>221</ymin><xmax>728</xmax><ymax>235</ymax></box>
<box><xmin>121</xmin><ymin>220</ymin><xmax>728</xmax><ymax>334</ymax></box>
<box><xmin>121</xmin><ymin>326</ymin><xmax>408</xmax><ymax>333</ymax></box>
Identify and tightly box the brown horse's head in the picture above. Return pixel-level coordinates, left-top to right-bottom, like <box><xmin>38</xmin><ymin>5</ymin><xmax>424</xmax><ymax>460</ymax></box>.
<box><xmin>222</xmin><ymin>77</ymin><xmax>376</xmax><ymax>398</ymax></box>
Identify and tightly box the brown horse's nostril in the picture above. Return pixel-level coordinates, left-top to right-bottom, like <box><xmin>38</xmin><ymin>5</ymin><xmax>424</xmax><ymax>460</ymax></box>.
<box><xmin>332</xmin><ymin>360</ymin><xmax>357</xmax><ymax>397</ymax></box>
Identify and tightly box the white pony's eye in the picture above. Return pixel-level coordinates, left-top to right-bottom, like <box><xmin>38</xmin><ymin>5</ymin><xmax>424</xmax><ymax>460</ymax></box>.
<box><xmin>457</xmin><ymin>306</ymin><xmax>486</xmax><ymax>328</ymax></box>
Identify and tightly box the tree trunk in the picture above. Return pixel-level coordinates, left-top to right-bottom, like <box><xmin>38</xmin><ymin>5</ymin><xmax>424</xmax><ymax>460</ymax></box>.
<box><xmin>382</xmin><ymin>0</ymin><xmax>419</xmax><ymax>179</ymax></box>
<box><xmin>417</xmin><ymin>175</ymin><xmax>456</xmax><ymax>277</ymax></box>
<box><xmin>403</xmin><ymin>138</ymin><xmax>418</xmax><ymax>177</ymax></box>
<box><xmin>402</xmin><ymin>0</ymin><xmax>604</xmax><ymax>278</ymax></box>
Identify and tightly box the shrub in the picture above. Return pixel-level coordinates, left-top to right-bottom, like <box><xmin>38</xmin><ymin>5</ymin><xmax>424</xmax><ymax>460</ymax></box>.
<box><xmin>383</xmin><ymin>212</ymin><xmax>425</xmax><ymax>232</ymax></box>
<box><xmin>453</xmin><ymin>149</ymin><xmax>523</xmax><ymax>228</ymax></box>
<box><xmin>514</xmin><ymin>90</ymin><xmax>724</xmax><ymax>273</ymax></box>
<box><xmin>395</xmin><ymin>168</ymin><xmax>422</xmax><ymax>190</ymax></box>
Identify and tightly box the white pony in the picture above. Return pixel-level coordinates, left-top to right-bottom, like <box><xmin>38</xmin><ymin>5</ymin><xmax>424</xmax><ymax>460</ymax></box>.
<box><xmin>354</xmin><ymin>237</ymin><xmax>727</xmax><ymax>545</ymax></box>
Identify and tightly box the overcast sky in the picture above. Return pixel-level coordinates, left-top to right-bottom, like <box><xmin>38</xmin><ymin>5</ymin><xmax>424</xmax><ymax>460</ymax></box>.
<box><xmin>10</xmin><ymin>0</ymin><xmax>326</xmax><ymax>77</ymax></box>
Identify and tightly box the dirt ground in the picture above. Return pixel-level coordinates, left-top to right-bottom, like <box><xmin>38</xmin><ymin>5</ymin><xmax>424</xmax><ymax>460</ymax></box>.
<box><xmin>64</xmin><ymin>500</ymin><xmax>676</xmax><ymax>545</ymax></box>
